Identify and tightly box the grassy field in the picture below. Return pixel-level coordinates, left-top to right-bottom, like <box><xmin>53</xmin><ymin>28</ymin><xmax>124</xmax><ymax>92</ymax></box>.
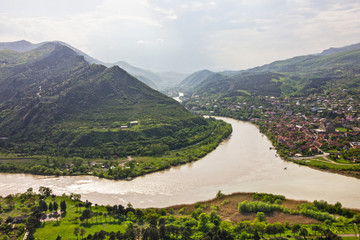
<box><xmin>292</xmin><ymin>156</ymin><xmax>360</xmax><ymax>179</ymax></box>
<box><xmin>1</xmin><ymin>191</ymin><xmax>360</xmax><ymax>239</ymax></box>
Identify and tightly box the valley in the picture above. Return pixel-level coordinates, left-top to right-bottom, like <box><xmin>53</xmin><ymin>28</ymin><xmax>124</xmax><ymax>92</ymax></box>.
<box><xmin>0</xmin><ymin>40</ymin><xmax>360</xmax><ymax>239</ymax></box>
<box><xmin>180</xmin><ymin>44</ymin><xmax>360</xmax><ymax>180</ymax></box>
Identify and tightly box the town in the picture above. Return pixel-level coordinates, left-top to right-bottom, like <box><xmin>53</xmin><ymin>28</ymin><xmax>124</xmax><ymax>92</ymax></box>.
<box><xmin>182</xmin><ymin>89</ymin><xmax>360</xmax><ymax>171</ymax></box>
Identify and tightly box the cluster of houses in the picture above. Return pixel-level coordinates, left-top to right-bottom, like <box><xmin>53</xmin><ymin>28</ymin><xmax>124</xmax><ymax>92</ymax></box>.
<box><xmin>254</xmin><ymin>94</ymin><xmax>360</xmax><ymax>159</ymax></box>
<box><xmin>184</xmin><ymin>91</ymin><xmax>360</xmax><ymax>160</ymax></box>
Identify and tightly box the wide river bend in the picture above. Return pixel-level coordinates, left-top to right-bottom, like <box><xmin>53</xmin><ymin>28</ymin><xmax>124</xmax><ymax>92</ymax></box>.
<box><xmin>0</xmin><ymin>117</ymin><xmax>359</xmax><ymax>209</ymax></box>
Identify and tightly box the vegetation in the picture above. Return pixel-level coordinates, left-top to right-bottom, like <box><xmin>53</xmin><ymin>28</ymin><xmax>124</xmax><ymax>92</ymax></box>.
<box><xmin>0</xmin><ymin>42</ymin><xmax>232</xmax><ymax>179</ymax></box>
<box><xmin>178</xmin><ymin>47</ymin><xmax>360</xmax><ymax>98</ymax></box>
<box><xmin>0</xmin><ymin>118</ymin><xmax>231</xmax><ymax>180</ymax></box>
<box><xmin>1</xmin><ymin>189</ymin><xmax>360</xmax><ymax>239</ymax></box>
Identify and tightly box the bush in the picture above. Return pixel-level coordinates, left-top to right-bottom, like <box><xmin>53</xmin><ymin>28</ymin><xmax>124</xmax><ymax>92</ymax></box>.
<box><xmin>238</xmin><ymin>200</ymin><xmax>286</xmax><ymax>214</ymax></box>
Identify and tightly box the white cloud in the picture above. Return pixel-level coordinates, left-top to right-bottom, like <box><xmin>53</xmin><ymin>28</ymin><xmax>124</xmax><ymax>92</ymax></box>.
<box><xmin>1</xmin><ymin>0</ymin><xmax>360</xmax><ymax>72</ymax></box>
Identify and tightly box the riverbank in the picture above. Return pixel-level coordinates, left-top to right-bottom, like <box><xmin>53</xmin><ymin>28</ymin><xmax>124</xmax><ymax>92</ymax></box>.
<box><xmin>212</xmin><ymin>113</ymin><xmax>360</xmax><ymax>180</ymax></box>
<box><xmin>0</xmin><ymin>119</ymin><xmax>232</xmax><ymax>181</ymax></box>
<box><xmin>256</xmin><ymin>125</ymin><xmax>360</xmax><ymax>180</ymax></box>
<box><xmin>2</xmin><ymin>190</ymin><xmax>359</xmax><ymax>240</ymax></box>
<box><xmin>2</xmin><ymin>118</ymin><xmax>360</xmax><ymax>210</ymax></box>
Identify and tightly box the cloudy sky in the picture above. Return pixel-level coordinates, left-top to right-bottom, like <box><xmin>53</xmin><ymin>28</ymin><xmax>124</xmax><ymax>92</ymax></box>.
<box><xmin>1</xmin><ymin>0</ymin><xmax>360</xmax><ymax>73</ymax></box>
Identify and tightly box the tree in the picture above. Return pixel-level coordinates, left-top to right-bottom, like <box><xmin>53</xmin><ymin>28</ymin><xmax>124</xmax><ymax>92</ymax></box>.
<box><xmin>274</xmin><ymin>223</ymin><xmax>285</xmax><ymax>237</ymax></box>
<box><xmin>311</xmin><ymin>225</ymin><xmax>323</xmax><ymax>236</ymax></box>
<box><xmin>197</xmin><ymin>213</ymin><xmax>211</xmax><ymax>232</ymax></box>
<box><xmin>181</xmin><ymin>226</ymin><xmax>193</xmax><ymax>239</ymax></box>
<box><xmin>53</xmin><ymin>202</ymin><xmax>59</xmax><ymax>212</ymax></box>
<box><xmin>85</xmin><ymin>200</ymin><xmax>92</xmax><ymax>209</ymax></box>
<box><xmin>210</xmin><ymin>211</ymin><xmax>221</xmax><ymax>226</ymax></box>
<box><xmin>256</xmin><ymin>212</ymin><xmax>266</xmax><ymax>222</ymax></box>
<box><xmin>5</xmin><ymin>194</ymin><xmax>15</xmax><ymax>210</ymax></box>
<box><xmin>81</xmin><ymin>228</ymin><xmax>86</xmax><ymax>239</ymax></box>
<box><xmin>60</xmin><ymin>200</ymin><xmax>67</xmax><ymax>212</ymax></box>
<box><xmin>82</xmin><ymin>209</ymin><xmax>93</xmax><ymax>223</ymax></box>
<box><xmin>216</xmin><ymin>190</ymin><xmax>224</xmax><ymax>198</ymax></box>
<box><xmin>38</xmin><ymin>186</ymin><xmax>52</xmax><ymax>197</ymax></box>
<box><xmin>49</xmin><ymin>202</ymin><xmax>53</xmax><ymax>212</ymax></box>
<box><xmin>299</xmin><ymin>228</ymin><xmax>308</xmax><ymax>240</ymax></box>
<box><xmin>292</xmin><ymin>224</ymin><xmax>301</xmax><ymax>236</ymax></box>
<box><xmin>39</xmin><ymin>200</ymin><xmax>48</xmax><ymax>212</ymax></box>
<box><xmin>74</xmin><ymin>227</ymin><xmax>79</xmax><ymax>240</ymax></box>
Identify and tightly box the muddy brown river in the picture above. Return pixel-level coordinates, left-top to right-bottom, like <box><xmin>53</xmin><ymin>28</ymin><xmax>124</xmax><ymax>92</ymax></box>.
<box><xmin>1</xmin><ymin>117</ymin><xmax>359</xmax><ymax>208</ymax></box>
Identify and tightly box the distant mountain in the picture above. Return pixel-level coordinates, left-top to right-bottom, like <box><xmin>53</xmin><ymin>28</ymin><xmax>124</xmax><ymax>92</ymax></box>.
<box><xmin>0</xmin><ymin>40</ymin><xmax>104</xmax><ymax>65</ymax></box>
<box><xmin>111</xmin><ymin>60</ymin><xmax>159</xmax><ymax>89</ymax></box>
<box><xmin>186</xmin><ymin>43</ymin><xmax>360</xmax><ymax>97</ymax></box>
<box><xmin>177</xmin><ymin>70</ymin><xmax>215</xmax><ymax>92</ymax></box>
<box><xmin>0</xmin><ymin>40</ymin><xmax>42</xmax><ymax>52</ymax></box>
<box><xmin>318</xmin><ymin>42</ymin><xmax>360</xmax><ymax>56</ymax></box>
<box><xmin>1</xmin><ymin>40</ymin><xmax>186</xmax><ymax>91</ymax></box>
<box><xmin>53</xmin><ymin>41</ymin><xmax>104</xmax><ymax>65</ymax></box>
<box><xmin>0</xmin><ymin>42</ymin><xmax>212</xmax><ymax>157</ymax></box>
<box><xmin>111</xmin><ymin>61</ymin><xmax>187</xmax><ymax>91</ymax></box>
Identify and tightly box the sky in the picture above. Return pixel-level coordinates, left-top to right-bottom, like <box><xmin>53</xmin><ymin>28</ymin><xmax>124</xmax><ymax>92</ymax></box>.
<box><xmin>1</xmin><ymin>0</ymin><xmax>360</xmax><ymax>73</ymax></box>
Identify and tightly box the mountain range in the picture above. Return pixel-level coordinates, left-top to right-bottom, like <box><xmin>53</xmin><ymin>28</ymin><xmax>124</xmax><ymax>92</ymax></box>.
<box><xmin>0</xmin><ymin>40</ymin><xmax>186</xmax><ymax>91</ymax></box>
<box><xmin>0</xmin><ymin>41</ymin><xmax>214</xmax><ymax>157</ymax></box>
<box><xmin>177</xmin><ymin>43</ymin><xmax>360</xmax><ymax>97</ymax></box>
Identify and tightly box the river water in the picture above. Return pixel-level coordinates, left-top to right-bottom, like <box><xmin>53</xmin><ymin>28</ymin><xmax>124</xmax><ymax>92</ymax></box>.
<box><xmin>1</xmin><ymin>117</ymin><xmax>359</xmax><ymax>209</ymax></box>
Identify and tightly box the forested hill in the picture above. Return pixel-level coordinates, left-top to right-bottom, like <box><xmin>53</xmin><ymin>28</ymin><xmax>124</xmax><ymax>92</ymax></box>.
<box><xmin>178</xmin><ymin>43</ymin><xmax>360</xmax><ymax>97</ymax></box>
<box><xmin>177</xmin><ymin>69</ymin><xmax>215</xmax><ymax>93</ymax></box>
<box><xmin>0</xmin><ymin>42</ymin><xmax>219</xmax><ymax>158</ymax></box>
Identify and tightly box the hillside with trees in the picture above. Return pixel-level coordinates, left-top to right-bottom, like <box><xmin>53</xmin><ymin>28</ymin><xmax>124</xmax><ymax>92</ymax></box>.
<box><xmin>178</xmin><ymin>43</ymin><xmax>360</xmax><ymax>98</ymax></box>
<box><xmin>0</xmin><ymin>41</ymin><xmax>231</xmax><ymax>178</ymax></box>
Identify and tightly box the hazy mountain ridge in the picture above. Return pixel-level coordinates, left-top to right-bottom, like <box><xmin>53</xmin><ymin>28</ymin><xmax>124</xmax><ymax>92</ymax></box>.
<box><xmin>110</xmin><ymin>61</ymin><xmax>187</xmax><ymax>91</ymax></box>
<box><xmin>177</xmin><ymin>69</ymin><xmax>215</xmax><ymax>93</ymax></box>
<box><xmin>0</xmin><ymin>40</ymin><xmax>42</xmax><ymax>52</ymax></box>
<box><xmin>318</xmin><ymin>42</ymin><xmax>360</xmax><ymax>56</ymax></box>
<box><xmin>0</xmin><ymin>40</ymin><xmax>186</xmax><ymax>91</ymax></box>
<box><xmin>179</xmin><ymin>42</ymin><xmax>360</xmax><ymax>97</ymax></box>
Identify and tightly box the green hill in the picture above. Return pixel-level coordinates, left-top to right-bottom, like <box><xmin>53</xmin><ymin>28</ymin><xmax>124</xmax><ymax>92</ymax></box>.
<box><xmin>182</xmin><ymin>44</ymin><xmax>360</xmax><ymax>98</ymax></box>
<box><xmin>0</xmin><ymin>42</ymin><xmax>227</xmax><ymax>159</ymax></box>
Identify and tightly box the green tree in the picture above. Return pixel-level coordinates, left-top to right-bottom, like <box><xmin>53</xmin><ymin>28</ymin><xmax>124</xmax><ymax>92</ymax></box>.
<box><xmin>299</xmin><ymin>228</ymin><xmax>308</xmax><ymax>240</ymax></box>
<box><xmin>38</xmin><ymin>186</ymin><xmax>52</xmax><ymax>197</ymax></box>
<box><xmin>60</xmin><ymin>200</ymin><xmax>67</xmax><ymax>212</ymax></box>
<box><xmin>80</xmin><ymin>228</ymin><xmax>86</xmax><ymax>238</ymax></box>
<box><xmin>39</xmin><ymin>200</ymin><xmax>48</xmax><ymax>212</ymax></box>
<box><xmin>74</xmin><ymin>227</ymin><xmax>79</xmax><ymax>240</ymax></box>
<box><xmin>292</xmin><ymin>224</ymin><xmax>301</xmax><ymax>236</ymax></box>
<box><xmin>197</xmin><ymin>213</ymin><xmax>211</xmax><ymax>233</ymax></box>
<box><xmin>256</xmin><ymin>212</ymin><xmax>266</xmax><ymax>222</ymax></box>
<box><xmin>82</xmin><ymin>209</ymin><xmax>93</xmax><ymax>223</ymax></box>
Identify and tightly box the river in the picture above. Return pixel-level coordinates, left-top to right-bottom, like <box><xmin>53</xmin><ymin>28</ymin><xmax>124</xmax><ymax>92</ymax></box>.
<box><xmin>173</xmin><ymin>92</ymin><xmax>184</xmax><ymax>103</ymax></box>
<box><xmin>1</xmin><ymin>117</ymin><xmax>359</xmax><ymax>209</ymax></box>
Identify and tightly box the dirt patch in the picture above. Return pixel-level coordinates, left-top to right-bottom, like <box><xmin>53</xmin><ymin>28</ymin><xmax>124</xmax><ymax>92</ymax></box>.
<box><xmin>167</xmin><ymin>192</ymin><xmax>319</xmax><ymax>224</ymax></box>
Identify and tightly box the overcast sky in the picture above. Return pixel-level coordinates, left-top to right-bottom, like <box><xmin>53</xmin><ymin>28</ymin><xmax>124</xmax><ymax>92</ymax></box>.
<box><xmin>1</xmin><ymin>0</ymin><xmax>360</xmax><ymax>73</ymax></box>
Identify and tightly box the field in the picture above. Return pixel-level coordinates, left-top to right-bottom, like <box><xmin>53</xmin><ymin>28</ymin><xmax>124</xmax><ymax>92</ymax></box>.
<box><xmin>1</xmin><ymin>190</ymin><xmax>360</xmax><ymax>239</ymax></box>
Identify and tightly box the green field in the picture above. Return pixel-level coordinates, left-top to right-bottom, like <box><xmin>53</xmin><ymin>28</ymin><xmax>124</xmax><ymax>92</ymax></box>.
<box><xmin>1</xmin><ymin>190</ymin><xmax>359</xmax><ymax>240</ymax></box>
